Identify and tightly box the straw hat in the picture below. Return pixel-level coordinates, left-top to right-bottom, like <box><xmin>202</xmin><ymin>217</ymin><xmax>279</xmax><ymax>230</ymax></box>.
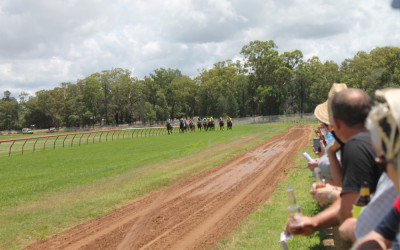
<box><xmin>314</xmin><ymin>83</ymin><xmax>348</xmax><ymax>124</ymax></box>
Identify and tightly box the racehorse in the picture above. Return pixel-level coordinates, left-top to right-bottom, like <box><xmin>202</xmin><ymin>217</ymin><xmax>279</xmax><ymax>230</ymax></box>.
<box><xmin>189</xmin><ymin>120</ymin><xmax>195</xmax><ymax>132</ymax></box>
<box><xmin>203</xmin><ymin>120</ymin><xmax>208</xmax><ymax>131</ymax></box>
<box><xmin>208</xmin><ymin>120</ymin><xmax>215</xmax><ymax>131</ymax></box>
<box><xmin>227</xmin><ymin>120</ymin><xmax>232</xmax><ymax>130</ymax></box>
<box><xmin>219</xmin><ymin>120</ymin><xmax>224</xmax><ymax>130</ymax></box>
<box><xmin>166</xmin><ymin>123</ymin><xmax>173</xmax><ymax>134</ymax></box>
<box><xmin>197</xmin><ymin>121</ymin><xmax>202</xmax><ymax>131</ymax></box>
<box><xmin>180</xmin><ymin>120</ymin><xmax>186</xmax><ymax>133</ymax></box>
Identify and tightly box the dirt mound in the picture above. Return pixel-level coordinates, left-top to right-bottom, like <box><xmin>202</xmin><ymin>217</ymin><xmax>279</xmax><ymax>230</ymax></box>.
<box><xmin>26</xmin><ymin>125</ymin><xmax>312</xmax><ymax>250</ymax></box>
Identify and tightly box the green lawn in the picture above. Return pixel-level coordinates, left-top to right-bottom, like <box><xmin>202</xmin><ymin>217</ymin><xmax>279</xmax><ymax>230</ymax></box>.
<box><xmin>216</xmin><ymin>139</ymin><xmax>325</xmax><ymax>249</ymax></box>
<box><xmin>0</xmin><ymin>124</ymin><xmax>292</xmax><ymax>249</ymax></box>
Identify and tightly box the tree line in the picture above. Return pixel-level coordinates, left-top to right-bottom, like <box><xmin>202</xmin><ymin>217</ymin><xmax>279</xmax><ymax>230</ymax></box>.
<box><xmin>1</xmin><ymin>40</ymin><xmax>399</xmax><ymax>130</ymax></box>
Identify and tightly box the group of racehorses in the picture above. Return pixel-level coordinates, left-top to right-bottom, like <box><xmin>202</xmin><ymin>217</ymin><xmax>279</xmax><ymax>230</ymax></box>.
<box><xmin>166</xmin><ymin>118</ymin><xmax>232</xmax><ymax>134</ymax></box>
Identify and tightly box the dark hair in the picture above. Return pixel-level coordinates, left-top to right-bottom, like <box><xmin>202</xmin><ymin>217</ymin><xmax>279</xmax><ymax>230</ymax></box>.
<box><xmin>331</xmin><ymin>88</ymin><xmax>372</xmax><ymax>128</ymax></box>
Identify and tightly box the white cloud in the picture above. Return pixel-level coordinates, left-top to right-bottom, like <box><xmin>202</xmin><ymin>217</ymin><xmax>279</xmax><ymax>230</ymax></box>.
<box><xmin>142</xmin><ymin>42</ymin><xmax>162</xmax><ymax>58</ymax></box>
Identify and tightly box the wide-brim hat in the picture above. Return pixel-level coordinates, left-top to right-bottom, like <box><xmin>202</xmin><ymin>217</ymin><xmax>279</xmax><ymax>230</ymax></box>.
<box><xmin>371</xmin><ymin>88</ymin><xmax>400</xmax><ymax>161</ymax></box>
<box><xmin>376</xmin><ymin>88</ymin><xmax>400</xmax><ymax>130</ymax></box>
<box><xmin>314</xmin><ymin>83</ymin><xmax>348</xmax><ymax>124</ymax></box>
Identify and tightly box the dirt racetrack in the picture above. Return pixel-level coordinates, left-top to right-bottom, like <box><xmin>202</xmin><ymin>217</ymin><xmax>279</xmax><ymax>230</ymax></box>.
<box><xmin>26</xmin><ymin>125</ymin><xmax>312</xmax><ymax>250</ymax></box>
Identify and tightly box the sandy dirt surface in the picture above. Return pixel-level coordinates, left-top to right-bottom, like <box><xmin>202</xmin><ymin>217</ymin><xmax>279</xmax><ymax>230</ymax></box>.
<box><xmin>26</xmin><ymin>125</ymin><xmax>312</xmax><ymax>250</ymax></box>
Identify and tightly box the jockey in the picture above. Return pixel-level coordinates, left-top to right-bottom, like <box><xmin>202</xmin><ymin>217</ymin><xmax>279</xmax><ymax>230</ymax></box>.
<box><xmin>210</xmin><ymin>116</ymin><xmax>213</xmax><ymax>121</ymax></box>
<box><xmin>197</xmin><ymin>117</ymin><xmax>202</xmax><ymax>122</ymax></box>
<box><xmin>167</xmin><ymin>118</ymin><xmax>171</xmax><ymax>124</ymax></box>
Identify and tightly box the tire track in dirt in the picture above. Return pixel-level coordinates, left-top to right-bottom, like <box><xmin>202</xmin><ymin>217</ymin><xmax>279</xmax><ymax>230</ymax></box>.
<box><xmin>26</xmin><ymin>125</ymin><xmax>312</xmax><ymax>250</ymax></box>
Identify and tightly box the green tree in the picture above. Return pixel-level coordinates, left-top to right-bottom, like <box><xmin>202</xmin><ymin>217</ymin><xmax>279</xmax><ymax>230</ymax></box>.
<box><xmin>304</xmin><ymin>57</ymin><xmax>340</xmax><ymax>111</ymax></box>
<box><xmin>154</xmin><ymin>90</ymin><xmax>169</xmax><ymax>121</ymax></box>
<box><xmin>0</xmin><ymin>91</ymin><xmax>19</xmax><ymax>130</ymax></box>
<box><xmin>143</xmin><ymin>102</ymin><xmax>156</xmax><ymax>125</ymax></box>
<box><xmin>226</xmin><ymin>91</ymin><xmax>238</xmax><ymax>117</ymax></box>
<box><xmin>286</xmin><ymin>63</ymin><xmax>312</xmax><ymax>115</ymax></box>
<box><xmin>241</xmin><ymin>40</ymin><xmax>289</xmax><ymax>115</ymax></box>
<box><xmin>197</xmin><ymin>61</ymin><xmax>237</xmax><ymax>116</ymax></box>
<box><xmin>77</xmin><ymin>74</ymin><xmax>103</xmax><ymax>126</ymax></box>
<box><xmin>35</xmin><ymin>88</ymin><xmax>64</xmax><ymax>128</ymax></box>
<box><xmin>216</xmin><ymin>95</ymin><xmax>227</xmax><ymax>117</ymax></box>
<box><xmin>170</xmin><ymin>76</ymin><xmax>198</xmax><ymax>118</ymax></box>
<box><xmin>109</xmin><ymin>69</ymin><xmax>137</xmax><ymax>125</ymax></box>
<box><xmin>233</xmin><ymin>75</ymin><xmax>250</xmax><ymax>117</ymax></box>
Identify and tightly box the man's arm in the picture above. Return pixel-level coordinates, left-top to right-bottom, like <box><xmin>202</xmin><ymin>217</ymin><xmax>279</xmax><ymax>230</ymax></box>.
<box><xmin>285</xmin><ymin>198</ymin><xmax>341</xmax><ymax>236</ymax></box>
<box><xmin>327</xmin><ymin>140</ymin><xmax>342</xmax><ymax>186</ymax></box>
<box><xmin>338</xmin><ymin>217</ymin><xmax>357</xmax><ymax>242</ymax></box>
<box><xmin>352</xmin><ymin>230</ymin><xmax>391</xmax><ymax>249</ymax></box>
<box><xmin>338</xmin><ymin>192</ymin><xmax>359</xmax><ymax>223</ymax></box>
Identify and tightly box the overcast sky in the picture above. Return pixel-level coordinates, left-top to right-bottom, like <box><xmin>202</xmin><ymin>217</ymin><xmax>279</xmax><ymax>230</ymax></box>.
<box><xmin>0</xmin><ymin>0</ymin><xmax>399</xmax><ymax>97</ymax></box>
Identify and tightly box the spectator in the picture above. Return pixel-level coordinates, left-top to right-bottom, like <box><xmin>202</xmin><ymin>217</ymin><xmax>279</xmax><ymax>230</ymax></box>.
<box><xmin>339</xmin><ymin>172</ymin><xmax>398</xmax><ymax>245</ymax></box>
<box><xmin>351</xmin><ymin>88</ymin><xmax>400</xmax><ymax>249</ymax></box>
<box><xmin>308</xmin><ymin>83</ymin><xmax>347</xmax><ymax>180</ymax></box>
<box><xmin>285</xmin><ymin>88</ymin><xmax>381</xmax><ymax>247</ymax></box>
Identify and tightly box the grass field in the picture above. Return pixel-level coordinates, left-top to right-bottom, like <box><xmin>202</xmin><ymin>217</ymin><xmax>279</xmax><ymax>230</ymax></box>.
<box><xmin>1</xmin><ymin>124</ymin><xmax>300</xmax><ymax>249</ymax></box>
<box><xmin>217</xmin><ymin>136</ymin><xmax>325</xmax><ymax>249</ymax></box>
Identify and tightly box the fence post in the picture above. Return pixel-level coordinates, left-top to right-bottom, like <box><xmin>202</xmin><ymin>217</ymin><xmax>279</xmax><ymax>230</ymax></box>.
<box><xmin>71</xmin><ymin>134</ymin><xmax>77</xmax><ymax>147</ymax></box>
<box><xmin>100</xmin><ymin>132</ymin><xmax>104</xmax><ymax>142</ymax></box>
<box><xmin>33</xmin><ymin>138</ymin><xmax>39</xmax><ymax>152</ymax></box>
<box><xmin>63</xmin><ymin>135</ymin><xmax>69</xmax><ymax>148</ymax></box>
<box><xmin>44</xmin><ymin>137</ymin><xmax>50</xmax><ymax>151</ymax></box>
<box><xmin>9</xmin><ymin>141</ymin><xmax>16</xmax><ymax>156</ymax></box>
<box><xmin>54</xmin><ymin>136</ymin><xmax>60</xmax><ymax>149</ymax></box>
<box><xmin>22</xmin><ymin>139</ymin><xmax>28</xmax><ymax>155</ymax></box>
<box><xmin>87</xmin><ymin>133</ymin><xmax>91</xmax><ymax>144</ymax></box>
<box><xmin>79</xmin><ymin>134</ymin><xmax>84</xmax><ymax>146</ymax></box>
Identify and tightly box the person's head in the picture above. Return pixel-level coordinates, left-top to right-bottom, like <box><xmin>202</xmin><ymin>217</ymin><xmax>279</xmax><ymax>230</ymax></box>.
<box><xmin>366</xmin><ymin>88</ymin><xmax>400</xmax><ymax>192</ymax></box>
<box><xmin>314</xmin><ymin>83</ymin><xmax>348</xmax><ymax>125</ymax></box>
<box><xmin>329</xmin><ymin>88</ymin><xmax>372</xmax><ymax>142</ymax></box>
